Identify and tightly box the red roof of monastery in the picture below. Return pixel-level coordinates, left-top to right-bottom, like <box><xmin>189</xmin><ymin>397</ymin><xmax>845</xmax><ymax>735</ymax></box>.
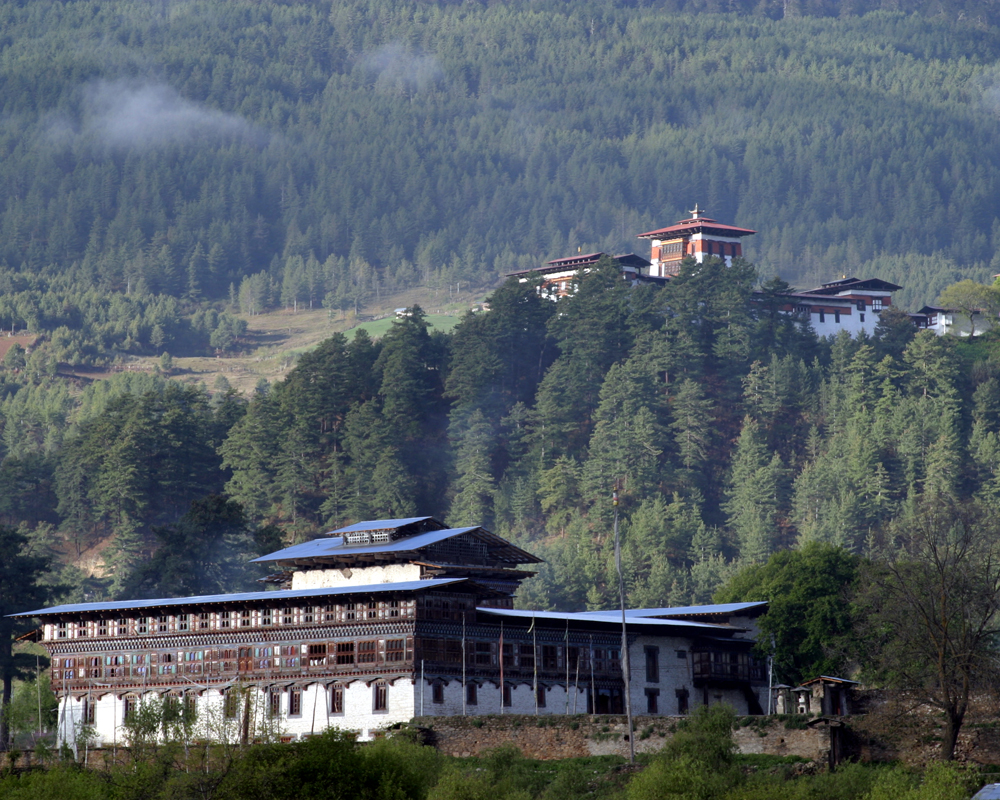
<box><xmin>637</xmin><ymin>216</ymin><xmax>756</xmax><ymax>240</ymax></box>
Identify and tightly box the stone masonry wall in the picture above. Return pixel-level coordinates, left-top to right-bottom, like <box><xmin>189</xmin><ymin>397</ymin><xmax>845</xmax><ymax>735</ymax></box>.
<box><xmin>409</xmin><ymin>714</ymin><xmax>832</xmax><ymax>762</ymax></box>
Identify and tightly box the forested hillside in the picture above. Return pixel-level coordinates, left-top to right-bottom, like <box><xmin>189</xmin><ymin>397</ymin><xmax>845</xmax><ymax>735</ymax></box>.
<box><xmin>2</xmin><ymin>0</ymin><xmax>1000</xmax><ymax>350</ymax></box>
<box><xmin>7</xmin><ymin>0</ymin><xmax>1000</xmax><ymax>609</ymax></box>
<box><xmin>7</xmin><ymin>256</ymin><xmax>1000</xmax><ymax>614</ymax></box>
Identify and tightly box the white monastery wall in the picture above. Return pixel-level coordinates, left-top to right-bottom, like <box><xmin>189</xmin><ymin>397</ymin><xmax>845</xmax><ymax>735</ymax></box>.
<box><xmin>415</xmin><ymin>678</ymin><xmax>587</xmax><ymax>719</ymax></box>
<box><xmin>291</xmin><ymin>564</ymin><xmax>422</xmax><ymax>590</ymax></box>
<box><xmin>57</xmin><ymin>679</ymin><xmax>418</xmax><ymax>749</ymax></box>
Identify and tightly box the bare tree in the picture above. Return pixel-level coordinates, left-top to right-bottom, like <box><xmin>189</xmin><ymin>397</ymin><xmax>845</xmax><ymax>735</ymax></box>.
<box><xmin>854</xmin><ymin>499</ymin><xmax>1000</xmax><ymax>760</ymax></box>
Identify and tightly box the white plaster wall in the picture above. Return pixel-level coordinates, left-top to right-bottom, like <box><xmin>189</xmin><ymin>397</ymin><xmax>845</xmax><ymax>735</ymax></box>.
<box><xmin>626</xmin><ymin>635</ymin><xmax>760</xmax><ymax>717</ymax></box>
<box><xmin>416</xmin><ymin>679</ymin><xmax>587</xmax><ymax>718</ymax></box>
<box><xmin>809</xmin><ymin>309</ymin><xmax>870</xmax><ymax>339</ymax></box>
<box><xmin>56</xmin><ymin>680</ymin><xmax>418</xmax><ymax>748</ymax></box>
<box><xmin>929</xmin><ymin>312</ymin><xmax>993</xmax><ymax>337</ymax></box>
<box><xmin>291</xmin><ymin>564</ymin><xmax>422</xmax><ymax>590</ymax></box>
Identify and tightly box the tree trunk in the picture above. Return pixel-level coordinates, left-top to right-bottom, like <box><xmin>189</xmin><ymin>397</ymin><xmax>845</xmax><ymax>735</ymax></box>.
<box><xmin>1</xmin><ymin>672</ymin><xmax>12</xmax><ymax>751</ymax></box>
<box><xmin>941</xmin><ymin>708</ymin><xmax>964</xmax><ymax>760</ymax></box>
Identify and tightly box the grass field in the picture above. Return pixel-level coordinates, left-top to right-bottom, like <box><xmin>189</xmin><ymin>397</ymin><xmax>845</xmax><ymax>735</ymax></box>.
<box><xmin>161</xmin><ymin>286</ymin><xmax>488</xmax><ymax>394</ymax></box>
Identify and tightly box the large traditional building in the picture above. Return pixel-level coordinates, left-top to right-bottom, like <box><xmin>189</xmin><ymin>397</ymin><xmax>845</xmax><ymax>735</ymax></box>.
<box><xmin>18</xmin><ymin>517</ymin><xmax>767</xmax><ymax>748</ymax></box>
<box><xmin>767</xmin><ymin>276</ymin><xmax>902</xmax><ymax>338</ymax></box>
<box><xmin>636</xmin><ymin>204</ymin><xmax>756</xmax><ymax>277</ymax></box>
<box><xmin>510</xmin><ymin>206</ymin><xmax>911</xmax><ymax>339</ymax></box>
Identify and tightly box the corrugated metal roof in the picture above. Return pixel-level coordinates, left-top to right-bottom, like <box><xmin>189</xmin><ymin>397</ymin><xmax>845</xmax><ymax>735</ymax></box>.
<box><xmin>10</xmin><ymin>578</ymin><xmax>466</xmax><ymax>618</ymax></box>
<box><xmin>329</xmin><ymin>517</ymin><xmax>439</xmax><ymax>534</ymax></box>
<box><xmin>253</xmin><ymin>527</ymin><xmax>541</xmax><ymax>565</ymax></box>
<box><xmin>637</xmin><ymin>219</ymin><xmax>756</xmax><ymax>239</ymax></box>
<box><xmin>476</xmin><ymin>608</ymin><xmax>737</xmax><ymax>631</ymax></box>
<box><xmin>973</xmin><ymin>785</ymin><xmax>1000</xmax><ymax>800</ymax></box>
<box><xmin>576</xmin><ymin>601</ymin><xmax>767</xmax><ymax>618</ymax></box>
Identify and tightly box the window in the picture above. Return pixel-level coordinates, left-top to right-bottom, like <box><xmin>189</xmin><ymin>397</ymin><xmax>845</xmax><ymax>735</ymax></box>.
<box><xmin>432</xmin><ymin>683</ymin><xmax>444</xmax><ymax>704</ymax></box>
<box><xmin>676</xmin><ymin>688</ymin><xmax>690</xmax><ymax>715</ymax></box>
<box><xmin>282</xmin><ymin>608</ymin><xmax>293</xmax><ymax>625</ymax></box>
<box><xmin>308</xmin><ymin>644</ymin><xmax>327</xmax><ymax>665</ymax></box>
<box><xmin>385</xmin><ymin>639</ymin><xmax>405</xmax><ymax>663</ymax></box>
<box><xmin>645</xmin><ymin>688</ymin><xmax>660</xmax><ymax>714</ymax></box>
<box><xmin>123</xmin><ymin>695</ymin><xmax>136</xmax><ymax>723</ymax></box>
<box><xmin>502</xmin><ymin>684</ymin><xmax>512</xmax><ymax>708</ymax></box>
<box><xmin>219</xmin><ymin>611</ymin><xmax>231</xmax><ymax>629</ymax></box>
<box><xmin>303</xmin><ymin>606</ymin><xmax>315</xmax><ymax>624</ymax></box>
<box><xmin>536</xmin><ymin>685</ymin><xmax>546</xmax><ymax>708</ymax></box>
<box><xmin>199</xmin><ymin>613</ymin><xmax>210</xmax><ymax>630</ymax></box>
<box><xmin>176</xmin><ymin>615</ymin><xmax>189</xmax><ymax>632</ymax></box>
<box><xmin>873</xmin><ymin>298</ymin><xmax>883</xmax><ymax>311</ymax></box>
<box><xmin>373</xmin><ymin>683</ymin><xmax>388</xmax><ymax>713</ymax></box>
<box><xmin>474</xmin><ymin>642</ymin><xmax>493</xmax><ymax>666</ymax></box>
<box><xmin>645</xmin><ymin>647</ymin><xmax>659</xmax><ymax>683</ymax></box>
<box><xmin>367</xmin><ymin>601</ymin><xmax>378</xmax><ymax>620</ymax></box>
<box><xmin>336</xmin><ymin>642</ymin><xmax>355</xmax><ymax>665</ymax></box>
<box><xmin>358</xmin><ymin>641</ymin><xmax>377</xmax><ymax>664</ymax></box>
<box><xmin>860</xmin><ymin>313</ymin><xmax>865</xmax><ymax>323</ymax></box>
<box><xmin>519</xmin><ymin>644</ymin><xmax>534</xmax><ymax>669</ymax></box>
<box><xmin>158</xmin><ymin>615</ymin><xmax>169</xmax><ymax>633</ymax></box>
<box><xmin>223</xmin><ymin>690</ymin><xmax>239</xmax><ymax>719</ymax></box>
<box><xmin>98</xmin><ymin>620</ymin><xmax>108</xmax><ymax>636</ymax></box>
<box><xmin>269</xmin><ymin>690</ymin><xmax>281</xmax><ymax>718</ymax></box>
<box><xmin>82</xmin><ymin>697</ymin><xmax>95</xmax><ymax>725</ymax></box>
<box><xmin>330</xmin><ymin>685</ymin><xmax>344</xmax><ymax>714</ymax></box>
<box><xmin>834</xmin><ymin>311</ymin><xmax>841</xmax><ymax>324</ymax></box>
<box><xmin>289</xmin><ymin>688</ymin><xmax>302</xmax><ymax>717</ymax></box>
<box><xmin>541</xmin><ymin>645</ymin><xmax>559</xmax><ymax>670</ymax></box>
<box><xmin>676</xmin><ymin>650</ymin><xmax>687</xmax><ymax>659</ymax></box>
<box><xmin>240</xmin><ymin>610</ymin><xmax>252</xmax><ymax>628</ymax></box>
<box><xmin>57</xmin><ymin>622</ymin><xmax>67</xmax><ymax>639</ymax></box>
<box><xmin>261</xmin><ymin>610</ymin><xmax>273</xmax><ymax>627</ymax></box>
<box><xmin>819</xmin><ymin>311</ymin><xmax>825</xmax><ymax>323</ymax></box>
<box><xmin>466</xmin><ymin>683</ymin><xmax>478</xmax><ymax>706</ymax></box>
<box><xmin>136</xmin><ymin>617</ymin><xmax>148</xmax><ymax>634</ymax></box>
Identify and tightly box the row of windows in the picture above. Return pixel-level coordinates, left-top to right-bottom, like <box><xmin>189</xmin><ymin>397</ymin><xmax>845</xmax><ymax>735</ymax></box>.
<box><xmin>104</xmin><ymin>683</ymin><xmax>391</xmax><ymax>725</ymax></box>
<box><xmin>418</xmin><ymin>639</ymin><xmax>620</xmax><ymax>672</ymax></box>
<box><xmin>52</xmin><ymin>639</ymin><xmax>410</xmax><ymax>682</ymax></box>
<box><xmin>48</xmin><ymin>601</ymin><xmax>416</xmax><ymax>640</ymax></box>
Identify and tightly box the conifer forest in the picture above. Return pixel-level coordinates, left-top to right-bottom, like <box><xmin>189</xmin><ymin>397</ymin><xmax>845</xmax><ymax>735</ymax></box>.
<box><xmin>3</xmin><ymin>0</ymin><xmax>1000</xmax><ymax>616</ymax></box>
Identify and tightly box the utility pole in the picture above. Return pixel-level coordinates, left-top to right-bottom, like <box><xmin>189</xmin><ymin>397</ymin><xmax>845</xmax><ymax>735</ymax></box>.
<box><xmin>614</xmin><ymin>487</ymin><xmax>635</xmax><ymax>763</ymax></box>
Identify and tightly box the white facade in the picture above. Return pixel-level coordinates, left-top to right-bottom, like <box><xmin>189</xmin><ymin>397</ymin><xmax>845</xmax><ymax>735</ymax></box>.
<box><xmin>291</xmin><ymin>564</ymin><xmax>423</xmax><ymax>590</ymax></box>
<box><xmin>58</xmin><ymin>678</ymin><xmax>419</xmax><ymax>750</ymax></box>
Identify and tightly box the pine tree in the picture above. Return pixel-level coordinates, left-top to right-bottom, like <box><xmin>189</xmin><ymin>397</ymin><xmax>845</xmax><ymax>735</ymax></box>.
<box><xmin>447</xmin><ymin>410</ymin><xmax>497</xmax><ymax>528</ymax></box>
<box><xmin>670</xmin><ymin>379</ymin><xmax>714</xmax><ymax>493</ymax></box>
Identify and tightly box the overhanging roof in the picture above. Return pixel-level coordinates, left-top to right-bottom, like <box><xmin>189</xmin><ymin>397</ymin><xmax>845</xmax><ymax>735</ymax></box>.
<box><xmin>253</xmin><ymin>526</ymin><xmax>542</xmax><ymax>566</ymax></box>
<box><xmin>800</xmin><ymin>277</ymin><xmax>901</xmax><ymax>295</ymax></box>
<box><xmin>637</xmin><ymin>217</ymin><xmax>755</xmax><ymax>239</ymax></box>
<box><xmin>477</xmin><ymin>607</ymin><xmax>746</xmax><ymax>633</ymax></box>
<box><xmin>10</xmin><ymin>578</ymin><xmax>468</xmax><ymax>618</ymax></box>
<box><xmin>576</xmin><ymin>601</ymin><xmax>767</xmax><ymax>619</ymax></box>
<box><xmin>330</xmin><ymin>517</ymin><xmax>439</xmax><ymax>534</ymax></box>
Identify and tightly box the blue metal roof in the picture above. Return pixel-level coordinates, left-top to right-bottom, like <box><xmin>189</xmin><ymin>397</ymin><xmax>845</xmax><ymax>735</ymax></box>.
<box><xmin>576</xmin><ymin>601</ymin><xmax>768</xmax><ymax>618</ymax></box>
<box><xmin>253</xmin><ymin>527</ymin><xmax>480</xmax><ymax>563</ymax></box>
<box><xmin>476</xmin><ymin>608</ymin><xmax>738</xmax><ymax>631</ymax></box>
<box><xmin>10</xmin><ymin>578</ymin><xmax>466</xmax><ymax>618</ymax></box>
<box><xmin>253</xmin><ymin>526</ymin><xmax>541</xmax><ymax>565</ymax></box>
<box><xmin>329</xmin><ymin>517</ymin><xmax>439</xmax><ymax>534</ymax></box>
<box><xmin>974</xmin><ymin>785</ymin><xmax>1000</xmax><ymax>800</ymax></box>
